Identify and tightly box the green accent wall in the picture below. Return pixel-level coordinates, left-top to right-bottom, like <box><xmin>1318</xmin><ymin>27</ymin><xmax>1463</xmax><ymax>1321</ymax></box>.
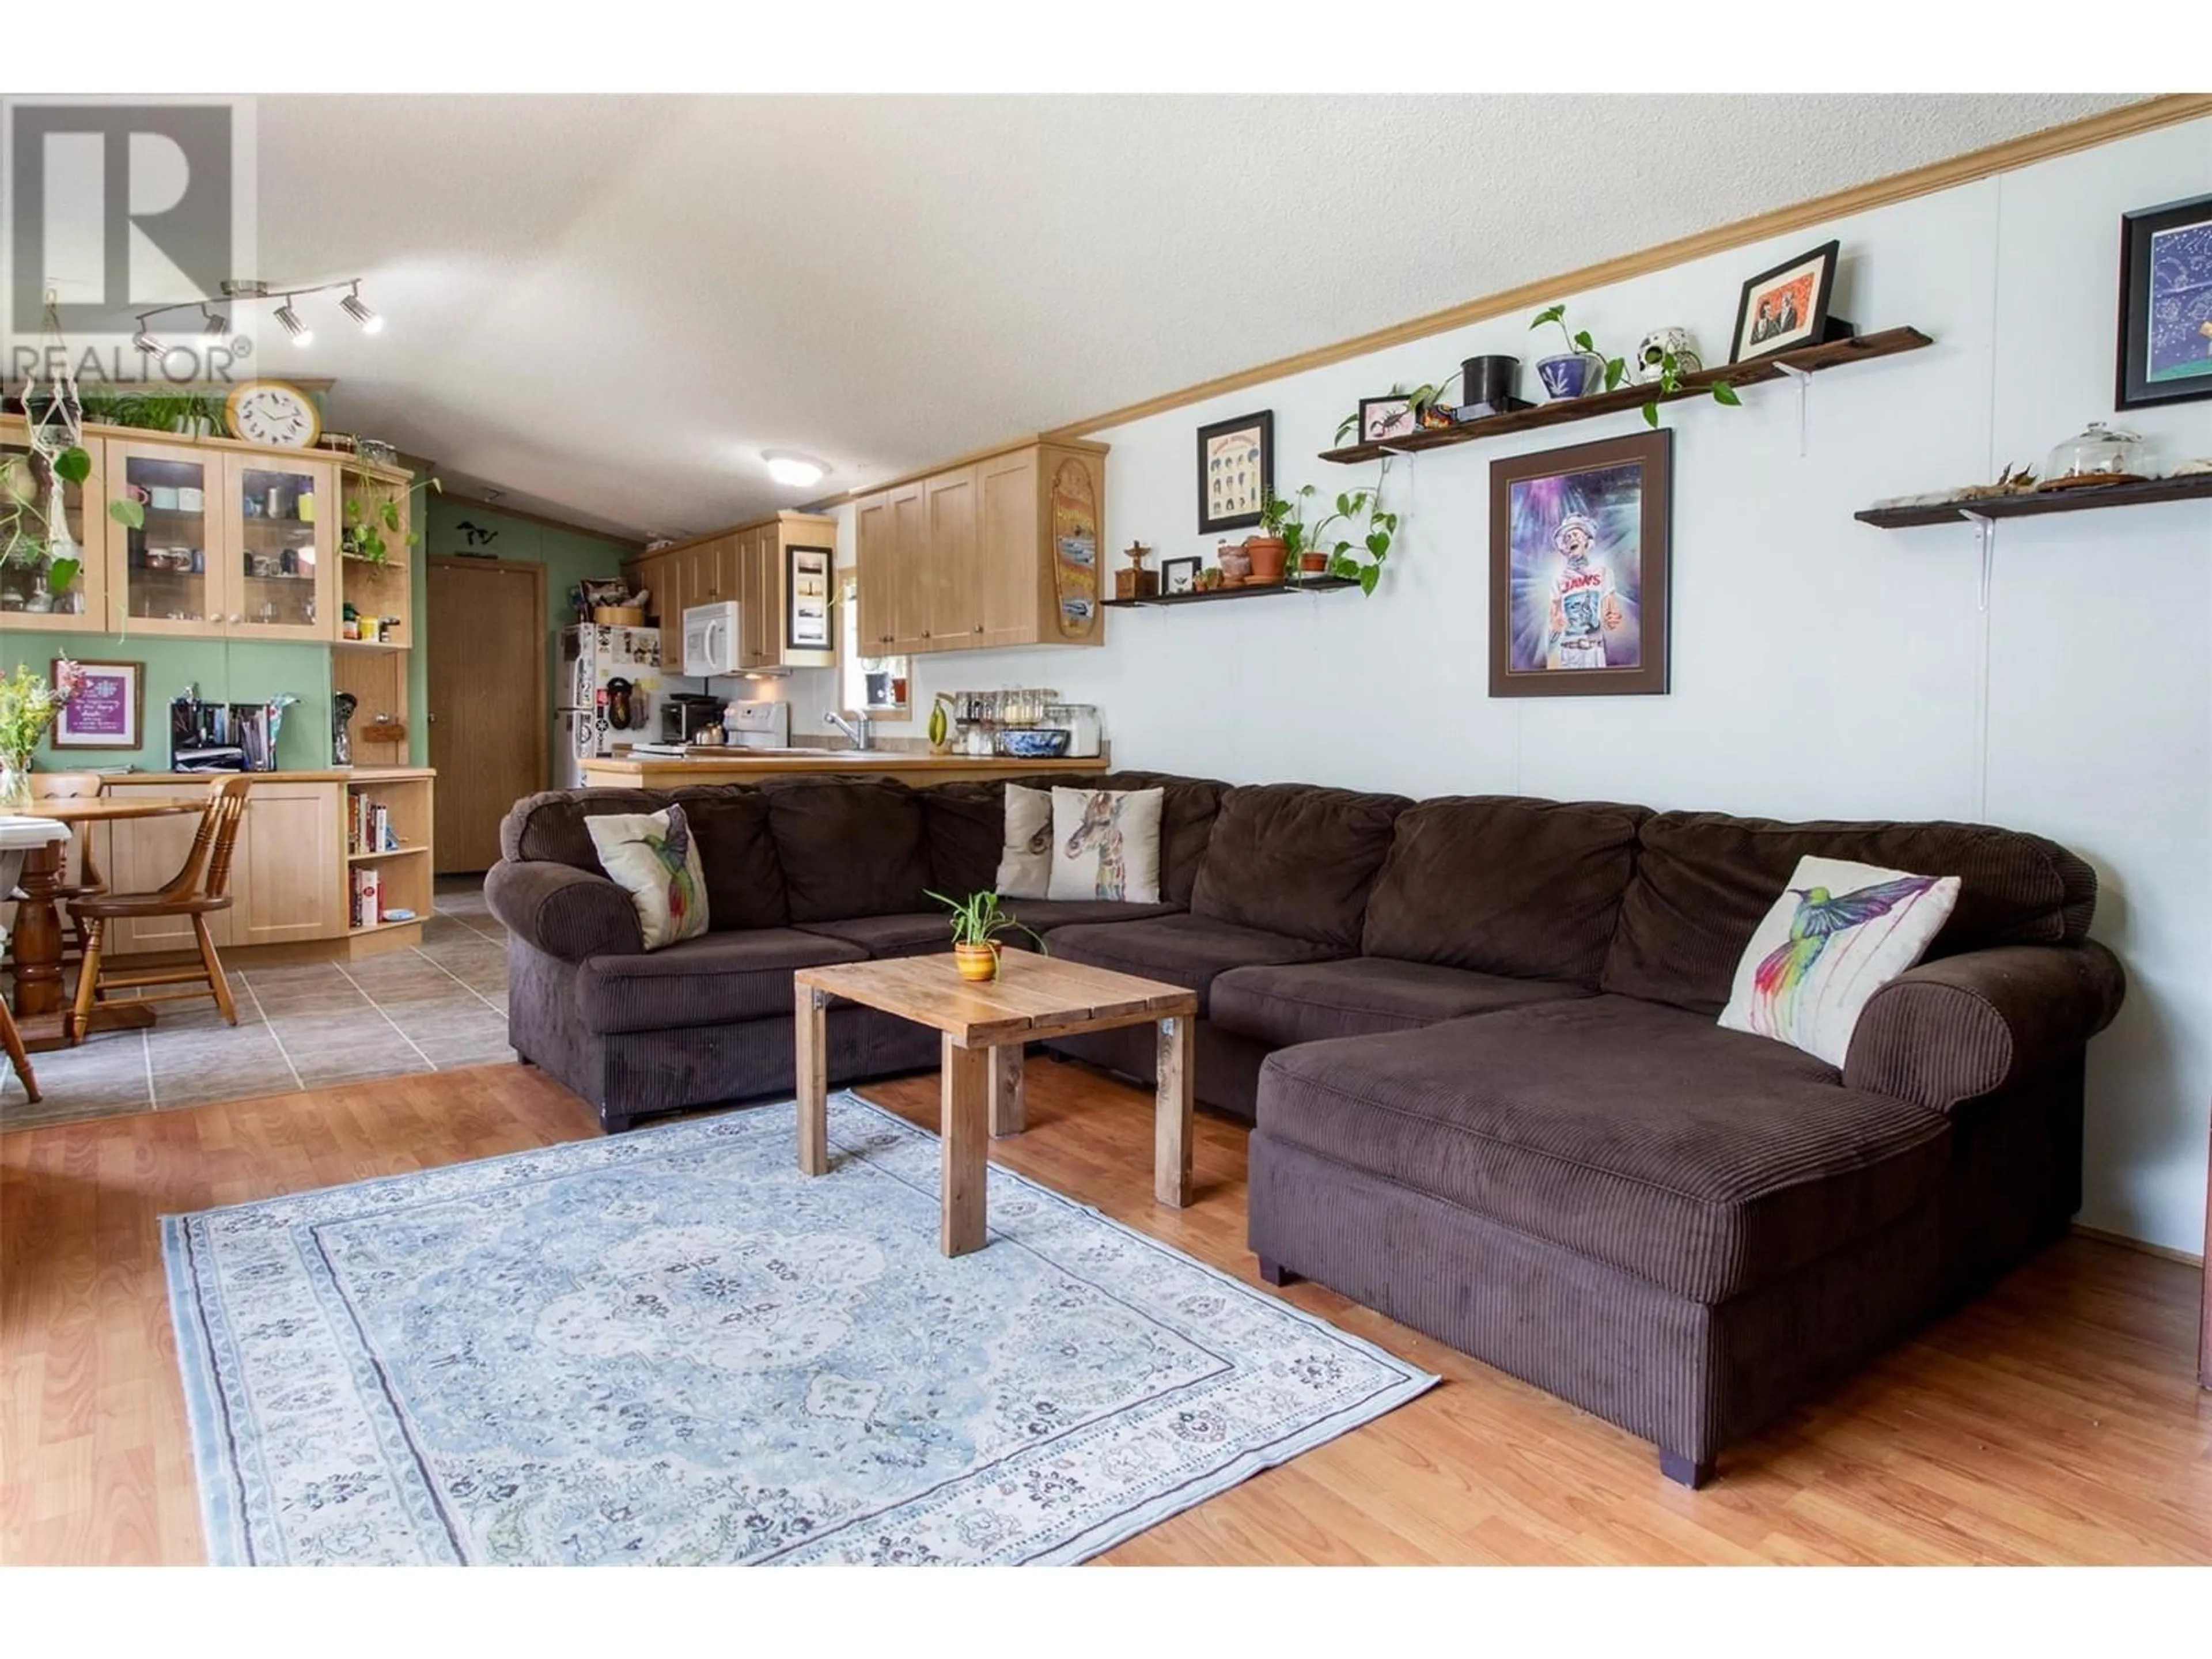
<box><xmin>1</xmin><ymin>631</ymin><xmax>335</xmax><ymax>772</ymax></box>
<box><xmin>412</xmin><ymin>497</ymin><xmax>639</xmax><ymax>772</ymax></box>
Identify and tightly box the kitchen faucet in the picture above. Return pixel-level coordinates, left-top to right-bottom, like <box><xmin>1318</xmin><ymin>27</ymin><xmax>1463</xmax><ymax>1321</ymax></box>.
<box><xmin>825</xmin><ymin>711</ymin><xmax>873</xmax><ymax>752</ymax></box>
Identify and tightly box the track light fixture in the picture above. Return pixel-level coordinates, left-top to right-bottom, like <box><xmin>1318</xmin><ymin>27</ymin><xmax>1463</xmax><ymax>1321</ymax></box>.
<box><xmin>340</xmin><ymin>284</ymin><xmax>382</xmax><ymax>335</ymax></box>
<box><xmin>127</xmin><ymin>276</ymin><xmax>387</xmax><ymax>349</ymax></box>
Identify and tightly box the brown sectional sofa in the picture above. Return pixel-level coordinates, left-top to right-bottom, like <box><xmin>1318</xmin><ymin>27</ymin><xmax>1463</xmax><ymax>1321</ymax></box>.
<box><xmin>487</xmin><ymin>770</ymin><xmax>2124</xmax><ymax>1487</ymax></box>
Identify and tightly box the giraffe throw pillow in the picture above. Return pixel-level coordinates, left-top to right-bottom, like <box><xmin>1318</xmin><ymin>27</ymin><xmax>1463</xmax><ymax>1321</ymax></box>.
<box><xmin>995</xmin><ymin>785</ymin><xmax>1054</xmax><ymax>899</ymax></box>
<box><xmin>1717</xmin><ymin>854</ymin><xmax>1961</xmax><ymax>1067</ymax></box>
<box><xmin>1047</xmin><ymin>787</ymin><xmax>1164</xmax><ymax>904</ymax></box>
<box><xmin>585</xmin><ymin>805</ymin><xmax>710</xmax><ymax>951</ymax></box>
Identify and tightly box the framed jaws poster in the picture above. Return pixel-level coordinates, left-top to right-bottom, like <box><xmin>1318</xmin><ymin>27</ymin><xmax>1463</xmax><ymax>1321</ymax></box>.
<box><xmin>51</xmin><ymin>658</ymin><xmax>145</xmax><ymax>749</ymax></box>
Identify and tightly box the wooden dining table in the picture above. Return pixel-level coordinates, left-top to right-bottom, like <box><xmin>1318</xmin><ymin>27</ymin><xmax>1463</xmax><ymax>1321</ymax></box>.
<box><xmin>7</xmin><ymin>794</ymin><xmax>202</xmax><ymax>1051</ymax></box>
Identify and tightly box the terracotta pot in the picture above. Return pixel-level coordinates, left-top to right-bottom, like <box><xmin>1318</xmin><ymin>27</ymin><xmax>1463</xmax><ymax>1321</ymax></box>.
<box><xmin>1298</xmin><ymin>551</ymin><xmax>1329</xmax><ymax>577</ymax></box>
<box><xmin>1243</xmin><ymin>535</ymin><xmax>1287</xmax><ymax>585</ymax></box>
<box><xmin>1217</xmin><ymin>545</ymin><xmax>1253</xmax><ymax>585</ymax></box>
<box><xmin>953</xmin><ymin>941</ymin><xmax>1001</xmax><ymax>982</ymax></box>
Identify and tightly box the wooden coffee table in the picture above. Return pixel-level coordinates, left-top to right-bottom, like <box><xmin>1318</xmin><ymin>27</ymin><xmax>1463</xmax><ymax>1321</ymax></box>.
<box><xmin>793</xmin><ymin>950</ymin><xmax>1199</xmax><ymax>1257</ymax></box>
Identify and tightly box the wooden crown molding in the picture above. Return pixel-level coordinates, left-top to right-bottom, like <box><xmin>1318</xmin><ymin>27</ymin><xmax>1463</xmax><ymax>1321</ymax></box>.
<box><xmin>1042</xmin><ymin>94</ymin><xmax>2212</xmax><ymax>441</ymax></box>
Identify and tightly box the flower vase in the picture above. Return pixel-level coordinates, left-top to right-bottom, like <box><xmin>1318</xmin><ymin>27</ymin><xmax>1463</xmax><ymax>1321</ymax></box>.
<box><xmin>0</xmin><ymin>752</ymin><xmax>32</xmax><ymax>812</ymax></box>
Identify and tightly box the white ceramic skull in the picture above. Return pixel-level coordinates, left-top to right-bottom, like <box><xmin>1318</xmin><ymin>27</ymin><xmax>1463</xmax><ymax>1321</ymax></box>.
<box><xmin>1635</xmin><ymin>327</ymin><xmax>1702</xmax><ymax>384</ymax></box>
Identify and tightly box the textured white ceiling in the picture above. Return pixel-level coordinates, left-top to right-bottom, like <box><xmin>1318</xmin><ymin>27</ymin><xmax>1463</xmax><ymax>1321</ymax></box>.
<box><xmin>251</xmin><ymin>94</ymin><xmax>2138</xmax><ymax>539</ymax></box>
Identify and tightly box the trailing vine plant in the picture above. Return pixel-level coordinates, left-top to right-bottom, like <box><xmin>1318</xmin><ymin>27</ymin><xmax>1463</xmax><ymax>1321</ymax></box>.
<box><xmin>2</xmin><ymin>306</ymin><xmax>146</xmax><ymax>603</ymax></box>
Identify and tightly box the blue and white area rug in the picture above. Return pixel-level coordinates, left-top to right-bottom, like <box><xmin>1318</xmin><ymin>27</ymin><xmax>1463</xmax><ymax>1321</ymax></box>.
<box><xmin>164</xmin><ymin>1092</ymin><xmax>1435</xmax><ymax>1565</ymax></box>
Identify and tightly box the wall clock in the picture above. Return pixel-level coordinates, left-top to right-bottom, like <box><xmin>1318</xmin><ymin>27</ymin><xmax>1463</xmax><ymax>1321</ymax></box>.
<box><xmin>225</xmin><ymin>380</ymin><xmax>323</xmax><ymax>449</ymax></box>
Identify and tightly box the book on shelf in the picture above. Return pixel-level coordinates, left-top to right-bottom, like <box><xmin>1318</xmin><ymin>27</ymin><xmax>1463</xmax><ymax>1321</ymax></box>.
<box><xmin>350</xmin><ymin>865</ymin><xmax>382</xmax><ymax>929</ymax></box>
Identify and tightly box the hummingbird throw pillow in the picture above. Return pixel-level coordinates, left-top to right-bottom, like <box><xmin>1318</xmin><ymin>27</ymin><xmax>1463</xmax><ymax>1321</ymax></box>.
<box><xmin>994</xmin><ymin>785</ymin><xmax>1054</xmax><ymax>899</ymax></box>
<box><xmin>1717</xmin><ymin>855</ymin><xmax>1961</xmax><ymax>1068</ymax></box>
<box><xmin>585</xmin><ymin>805</ymin><xmax>709</xmax><ymax>951</ymax></box>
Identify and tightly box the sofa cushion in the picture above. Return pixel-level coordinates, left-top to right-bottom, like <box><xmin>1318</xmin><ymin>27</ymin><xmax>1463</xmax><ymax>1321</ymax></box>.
<box><xmin>1046</xmin><ymin>913</ymin><xmax>1342</xmax><ymax>1014</ymax></box>
<box><xmin>574</xmin><ymin>927</ymin><xmax>868</xmax><ymax>1035</ymax></box>
<box><xmin>669</xmin><ymin>786</ymin><xmax>789</xmax><ymax>931</ymax></box>
<box><xmin>1190</xmin><ymin>783</ymin><xmax>1408</xmax><ymax>949</ymax></box>
<box><xmin>1042</xmin><ymin>770</ymin><xmax>1230</xmax><ymax>907</ymax></box>
<box><xmin>794</xmin><ymin>911</ymin><xmax>955</xmax><ymax>962</ymax></box>
<box><xmin>1211</xmin><ymin>958</ymin><xmax>1594</xmax><ymax>1048</ymax></box>
<box><xmin>1603</xmin><ymin>811</ymin><xmax>2100</xmax><ymax>1016</ymax></box>
<box><xmin>501</xmin><ymin>787</ymin><xmax>670</xmax><ymax>870</ymax></box>
<box><xmin>918</xmin><ymin>779</ymin><xmax>1007</xmax><ymax>898</ymax></box>
<box><xmin>1000</xmin><ymin>897</ymin><xmax>1181</xmax><ymax>933</ymax></box>
<box><xmin>1256</xmin><ymin>995</ymin><xmax>1951</xmax><ymax>1304</ymax></box>
<box><xmin>762</xmin><ymin>777</ymin><xmax>934</xmax><ymax>923</ymax></box>
<box><xmin>1362</xmin><ymin>796</ymin><xmax>1646</xmax><ymax>984</ymax></box>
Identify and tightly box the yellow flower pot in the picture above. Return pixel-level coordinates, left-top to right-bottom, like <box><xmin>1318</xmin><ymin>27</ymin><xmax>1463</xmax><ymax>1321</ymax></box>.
<box><xmin>953</xmin><ymin>941</ymin><xmax>1001</xmax><ymax>982</ymax></box>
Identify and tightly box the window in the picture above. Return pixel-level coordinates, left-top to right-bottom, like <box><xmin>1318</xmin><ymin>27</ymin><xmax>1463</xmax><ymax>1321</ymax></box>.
<box><xmin>838</xmin><ymin>574</ymin><xmax>911</xmax><ymax>717</ymax></box>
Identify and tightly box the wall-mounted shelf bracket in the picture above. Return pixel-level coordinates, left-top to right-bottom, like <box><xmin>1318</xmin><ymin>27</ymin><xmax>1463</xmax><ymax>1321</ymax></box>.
<box><xmin>1963</xmin><ymin>511</ymin><xmax>1995</xmax><ymax>612</ymax></box>
<box><xmin>1773</xmin><ymin>361</ymin><xmax>1815</xmax><ymax>457</ymax></box>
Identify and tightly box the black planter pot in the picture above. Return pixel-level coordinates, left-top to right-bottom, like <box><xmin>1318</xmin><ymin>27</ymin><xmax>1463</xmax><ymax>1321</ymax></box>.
<box><xmin>1460</xmin><ymin>355</ymin><xmax>1524</xmax><ymax>415</ymax></box>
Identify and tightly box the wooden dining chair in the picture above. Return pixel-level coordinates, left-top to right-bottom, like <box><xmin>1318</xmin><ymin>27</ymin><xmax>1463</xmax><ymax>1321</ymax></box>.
<box><xmin>67</xmin><ymin>776</ymin><xmax>254</xmax><ymax>1044</ymax></box>
<box><xmin>26</xmin><ymin>771</ymin><xmax>107</xmax><ymax>972</ymax></box>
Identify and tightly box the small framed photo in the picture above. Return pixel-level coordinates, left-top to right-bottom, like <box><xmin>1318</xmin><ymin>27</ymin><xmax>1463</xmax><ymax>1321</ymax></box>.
<box><xmin>2116</xmin><ymin>191</ymin><xmax>2212</xmax><ymax>410</ymax></box>
<box><xmin>1196</xmin><ymin>410</ymin><xmax>1272</xmax><ymax>535</ymax></box>
<box><xmin>1359</xmin><ymin>396</ymin><xmax>1418</xmax><ymax>444</ymax></box>
<box><xmin>1161</xmin><ymin>556</ymin><xmax>1199</xmax><ymax>596</ymax></box>
<box><xmin>1730</xmin><ymin>240</ymin><xmax>1842</xmax><ymax>362</ymax></box>
<box><xmin>52</xmin><ymin>658</ymin><xmax>144</xmax><ymax>749</ymax></box>
<box><xmin>786</xmin><ymin>544</ymin><xmax>834</xmax><ymax>650</ymax></box>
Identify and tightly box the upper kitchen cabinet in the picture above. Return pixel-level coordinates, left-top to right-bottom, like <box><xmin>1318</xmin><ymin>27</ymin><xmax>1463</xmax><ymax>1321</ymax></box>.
<box><xmin>853</xmin><ymin>438</ymin><xmax>1105</xmax><ymax>656</ymax></box>
<box><xmin>111</xmin><ymin>437</ymin><xmax>224</xmax><ymax>635</ymax></box>
<box><xmin>0</xmin><ymin>414</ymin><xmax>110</xmax><ymax>630</ymax></box>
<box><xmin>628</xmin><ymin>509</ymin><xmax>838</xmax><ymax>673</ymax></box>
<box><xmin>226</xmin><ymin>452</ymin><xmax>337</xmax><ymax>641</ymax></box>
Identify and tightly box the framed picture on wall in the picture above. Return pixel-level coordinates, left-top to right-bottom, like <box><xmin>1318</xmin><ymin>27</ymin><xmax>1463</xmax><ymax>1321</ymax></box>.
<box><xmin>2116</xmin><ymin>191</ymin><xmax>2212</xmax><ymax>410</ymax></box>
<box><xmin>1358</xmin><ymin>396</ymin><xmax>1418</xmax><ymax>444</ymax></box>
<box><xmin>786</xmin><ymin>544</ymin><xmax>834</xmax><ymax>650</ymax></box>
<box><xmin>1196</xmin><ymin>410</ymin><xmax>1272</xmax><ymax>534</ymax></box>
<box><xmin>1729</xmin><ymin>240</ymin><xmax>1843</xmax><ymax>362</ymax></box>
<box><xmin>1488</xmin><ymin>431</ymin><xmax>1672</xmax><ymax>698</ymax></box>
<box><xmin>50</xmin><ymin>658</ymin><xmax>144</xmax><ymax>748</ymax></box>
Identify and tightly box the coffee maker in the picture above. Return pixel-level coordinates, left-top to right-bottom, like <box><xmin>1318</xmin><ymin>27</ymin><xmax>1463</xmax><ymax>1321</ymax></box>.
<box><xmin>661</xmin><ymin>694</ymin><xmax>727</xmax><ymax>745</ymax></box>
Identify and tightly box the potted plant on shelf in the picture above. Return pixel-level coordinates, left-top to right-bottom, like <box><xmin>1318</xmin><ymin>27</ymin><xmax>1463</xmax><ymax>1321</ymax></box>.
<box><xmin>2</xmin><ymin>374</ymin><xmax>146</xmax><ymax>616</ymax></box>
<box><xmin>1529</xmin><ymin>304</ymin><xmax>1626</xmax><ymax>401</ymax></box>
<box><xmin>927</xmin><ymin>889</ymin><xmax>1043</xmax><ymax>983</ymax></box>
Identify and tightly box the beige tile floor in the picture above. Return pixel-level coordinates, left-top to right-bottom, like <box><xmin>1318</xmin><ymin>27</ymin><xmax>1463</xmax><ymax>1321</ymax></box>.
<box><xmin>1</xmin><ymin>877</ymin><xmax>513</xmax><ymax>1132</ymax></box>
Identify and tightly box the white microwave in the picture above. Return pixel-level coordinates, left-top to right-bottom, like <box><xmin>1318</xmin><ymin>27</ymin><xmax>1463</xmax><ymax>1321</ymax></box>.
<box><xmin>681</xmin><ymin>601</ymin><xmax>741</xmax><ymax>678</ymax></box>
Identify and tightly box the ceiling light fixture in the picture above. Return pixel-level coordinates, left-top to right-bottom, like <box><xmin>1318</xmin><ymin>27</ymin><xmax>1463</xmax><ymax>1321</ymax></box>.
<box><xmin>130</xmin><ymin>324</ymin><xmax>164</xmax><ymax>357</ymax></box>
<box><xmin>763</xmin><ymin>450</ymin><xmax>828</xmax><ymax>489</ymax></box>
<box><xmin>340</xmin><ymin>283</ymin><xmax>382</xmax><ymax>335</ymax></box>
<box><xmin>200</xmin><ymin>306</ymin><xmax>229</xmax><ymax>337</ymax></box>
<box><xmin>273</xmin><ymin>298</ymin><xmax>312</xmax><ymax>346</ymax></box>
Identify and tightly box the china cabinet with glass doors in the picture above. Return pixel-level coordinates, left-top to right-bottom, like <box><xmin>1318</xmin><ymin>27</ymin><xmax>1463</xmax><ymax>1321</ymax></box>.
<box><xmin>0</xmin><ymin>416</ymin><xmax>110</xmax><ymax>630</ymax></box>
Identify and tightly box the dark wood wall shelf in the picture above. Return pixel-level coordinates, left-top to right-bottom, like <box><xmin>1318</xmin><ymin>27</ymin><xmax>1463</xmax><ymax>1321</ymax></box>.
<box><xmin>1854</xmin><ymin>471</ymin><xmax>2212</xmax><ymax>528</ymax></box>
<box><xmin>1319</xmin><ymin>327</ymin><xmax>1934</xmax><ymax>464</ymax></box>
<box><xmin>1103</xmin><ymin>576</ymin><xmax>1357</xmax><ymax>609</ymax></box>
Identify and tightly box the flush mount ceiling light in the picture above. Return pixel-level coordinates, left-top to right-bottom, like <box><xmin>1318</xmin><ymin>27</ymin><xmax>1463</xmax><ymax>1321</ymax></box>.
<box><xmin>273</xmin><ymin>299</ymin><xmax>312</xmax><ymax>346</ymax></box>
<box><xmin>763</xmin><ymin>450</ymin><xmax>828</xmax><ymax>489</ymax></box>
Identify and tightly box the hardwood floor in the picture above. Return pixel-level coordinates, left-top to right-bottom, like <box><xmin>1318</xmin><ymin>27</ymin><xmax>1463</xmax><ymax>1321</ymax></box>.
<box><xmin>3</xmin><ymin>1058</ymin><xmax>2208</xmax><ymax>1566</ymax></box>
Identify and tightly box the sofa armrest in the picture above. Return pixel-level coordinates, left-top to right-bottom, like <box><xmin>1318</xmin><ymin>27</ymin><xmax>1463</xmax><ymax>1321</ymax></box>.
<box><xmin>484</xmin><ymin>858</ymin><xmax>643</xmax><ymax>962</ymax></box>
<box><xmin>1843</xmin><ymin>942</ymin><xmax>2126</xmax><ymax>1115</ymax></box>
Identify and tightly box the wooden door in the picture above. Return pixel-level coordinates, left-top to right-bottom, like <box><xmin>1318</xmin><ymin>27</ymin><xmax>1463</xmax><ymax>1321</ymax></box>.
<box><xmin>429</xmin><ymin>556</ymin><xmax>546</xmax><ymax>873</ymax></box>
<box><xmin>975</xmin><ymin>447</ymin><xmax>1041</xmax><ymax>647</ymax></box>
<box><xmin>920</xmin><ymin>469</ymin><xmax>975</xmax><ymax>654</ymax></box>
<box><xmin>222</xmin><ymin>453</ymin><xmax>336</xmax><ymax>642</ymax></box>
<box><xmin>233</xmin><ymin>782</ymin><xmax>343</xmax><ymax>945</ymax></box>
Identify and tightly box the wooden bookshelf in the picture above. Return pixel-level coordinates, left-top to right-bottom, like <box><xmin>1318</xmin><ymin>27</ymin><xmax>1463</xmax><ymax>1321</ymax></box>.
<box><xmin>1319</xmin><ymin>327</ymin><xmax>1934</xmax><ymax>464</ymax></box>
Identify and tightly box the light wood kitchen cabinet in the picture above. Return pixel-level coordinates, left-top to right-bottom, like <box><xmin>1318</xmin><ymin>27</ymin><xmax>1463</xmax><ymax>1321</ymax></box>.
<box><xmin>636</xmin><ymin>511</ymin><xmax>839</xmax><ymax>673</ymax></box>
<box><xmin>851</xmin><ymin>438</ymin><xmax>1105</xmax><ymax>656</ymax></box>
<box><xmin>0</xmin><ymin>415</ymin><xmax>111</xmax><ymax>629</ymax></box>
<box><xmin>232</xmin><ymin>781</ymin><xmax>347</xmax><ymax>946</ymax></box>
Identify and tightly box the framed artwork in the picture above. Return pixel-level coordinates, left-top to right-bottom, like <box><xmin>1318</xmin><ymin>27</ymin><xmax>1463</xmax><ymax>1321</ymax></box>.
<box><xmin>1196</xmin><ymin>410</ymin><xmax>1272</xmax><ymax>534</ymax></box>
<box><xmin>1161</xmin><ymin>556</ymin><xmax>1199</xmax><ymax>596</ymax></box>
<box><xmin>51</xmin><ymin>658</ymin><xmax>144</xmax><ymax>748</ymax></box>
<box><xmin>1730</xmin><ymin>240</ymin><xmax>1840</xmax><ymax>362</ymax></box>
<box><xmin>1359</xmin><ymin>396</ymin><xmax>1417</xmax><ymax>444</ymax></box>
<box><xmin>1489</xmin><ymin>431</ymin><xmax>1672</xmax><ymax>699</ymax></box>
<box><xmin>2116</xmin><ymin>191</ymin><xmax>2212</xmax><ymax>410</ymax></box>
<box><xmin>786</xmin><ymin>544</ymin><xmax>834</xmax><ymax>650</ymax></box>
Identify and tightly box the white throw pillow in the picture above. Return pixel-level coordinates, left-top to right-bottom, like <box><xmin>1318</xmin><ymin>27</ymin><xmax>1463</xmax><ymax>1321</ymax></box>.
<box><xmin>1048</xmin><ymin>787</ymin><xmax>1164</xmax><ymax>904</ymax></box>
<box><xmin>585</xmin><ymin>805</ymin><xmax>710</xmax><ymax>951</ymax></box>
<box><xmin>1718</xmin><ymin>854</ymin><xmax>1961</xmax><ymax>1067</ymax></box>
<box><xmin>995</xmin><ymin>785</ymin><xmax>1053</xmax><ymax>899</ymax></box>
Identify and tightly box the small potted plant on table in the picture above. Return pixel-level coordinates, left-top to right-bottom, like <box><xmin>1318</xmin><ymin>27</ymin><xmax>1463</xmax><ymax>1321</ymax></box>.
<box><xmin>927</xmin><ymin>889</ymin><xmax>1043</xmax><ymax>983</ymax></box>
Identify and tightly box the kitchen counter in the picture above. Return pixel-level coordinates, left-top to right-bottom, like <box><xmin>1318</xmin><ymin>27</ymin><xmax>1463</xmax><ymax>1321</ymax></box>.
<box><xmin>579</xmin><ymin>751</ymin><xmax>1108</xmax><ymax>788</ymax></box>
<box><xmin>78</xmin><ymin>766</ymin><xmax>435</xmax><ymax>785</ymax></box>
